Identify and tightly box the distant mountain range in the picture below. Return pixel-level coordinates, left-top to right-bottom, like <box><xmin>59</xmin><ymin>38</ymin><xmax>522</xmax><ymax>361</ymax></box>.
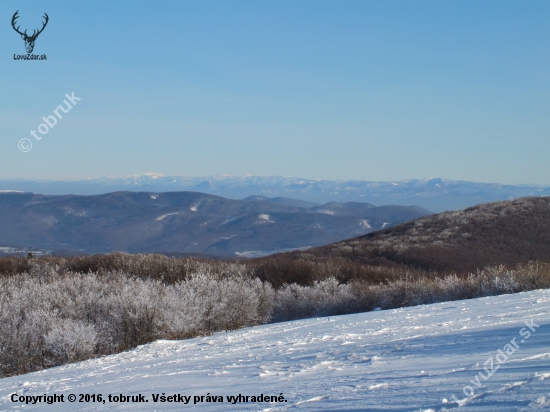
<box><xmin>0</xmin><ymin>191</ymin><xmax>430</xmax><ymax>257</ymax></box>
<box><xmin>1</xmin><ymin>174</ymin><xmax>549</xmax><ymax>212</ymax></box>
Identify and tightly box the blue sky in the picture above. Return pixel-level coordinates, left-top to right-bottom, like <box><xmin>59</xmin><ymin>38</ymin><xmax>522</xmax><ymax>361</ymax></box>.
<box><xmin>1</xmin><ymin>0</ymin><xmax>549</xmax><ymax>184</ymax></box>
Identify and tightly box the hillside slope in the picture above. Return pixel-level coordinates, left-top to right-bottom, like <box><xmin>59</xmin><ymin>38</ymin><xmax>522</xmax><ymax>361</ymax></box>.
<box><xmin>281</xmin><ymin>197</ymin><xmax>550</xmax><ymax>273</ymax></box>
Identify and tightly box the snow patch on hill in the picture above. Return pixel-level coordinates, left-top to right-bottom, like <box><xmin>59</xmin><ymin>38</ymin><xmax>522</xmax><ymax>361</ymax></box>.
<box><xmin>156</xmin><ymin>212</ymin><xmax>181</xmax><ymax>221</ymax></box>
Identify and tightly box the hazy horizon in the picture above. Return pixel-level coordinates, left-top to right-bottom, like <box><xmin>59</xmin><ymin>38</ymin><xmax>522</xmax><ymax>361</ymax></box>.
<box><xmin>0</xmin><ymin>172</ymin><xmax>549</xmax><ymax>188</ymax></box>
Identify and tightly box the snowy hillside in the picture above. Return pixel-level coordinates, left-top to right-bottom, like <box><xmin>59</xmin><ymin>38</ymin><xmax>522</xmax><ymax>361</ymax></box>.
<box><xmin>1</xmin><ymin>290</ymin><xmax>549</xmax><ymax>411</ymax></box>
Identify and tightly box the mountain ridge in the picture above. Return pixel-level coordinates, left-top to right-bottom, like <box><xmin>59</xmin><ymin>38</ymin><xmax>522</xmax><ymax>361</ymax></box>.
<box><xmin>0</xmin><ymin>191</ymin><xmax>429</xmax><ymax>257</ymax></box>
<box><xmin>1</xmin><ymin>174</ymin><xmax>549</xmax><ymax>212</ymax></box>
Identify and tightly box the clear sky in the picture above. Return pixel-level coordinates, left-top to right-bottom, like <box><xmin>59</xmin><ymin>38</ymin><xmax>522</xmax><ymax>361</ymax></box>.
<box><xmin>1</xmin><ymin>0</ymin><xmax>549</xmax><ymax>184</ymax></box>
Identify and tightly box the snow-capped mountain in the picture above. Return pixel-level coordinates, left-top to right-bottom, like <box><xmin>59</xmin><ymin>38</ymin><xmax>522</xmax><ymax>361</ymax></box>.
<box><xmin>1</xmin><ymin>174</ymin><xmax>548</xmax><ymax>212</ymax></box>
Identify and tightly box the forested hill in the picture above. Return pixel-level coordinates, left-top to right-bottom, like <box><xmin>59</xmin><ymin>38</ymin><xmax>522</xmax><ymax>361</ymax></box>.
<box><xmin>0</xmin><ymin>191</ymin><xmax>429</xmax><ymax>257</ymax></box>
<box><xmin>272</xmin><ymin>197</ymin><xmax>550</xmax><ymax>273</ymax></box>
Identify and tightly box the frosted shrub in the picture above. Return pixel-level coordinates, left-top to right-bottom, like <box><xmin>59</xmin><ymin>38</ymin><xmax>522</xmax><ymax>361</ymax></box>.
<box><xmin>159</xmin><ymin>284</ymin><xmax>202</xmax><ymax>339</ymax></box>
<box><xmin>272</xmin><ymin>278</ymin><xmax>354</xmax><ymax>322</ymax></box>
<box><xmin>478</xmin><ymin>266</ymin><xmax>521</xmax><ymax>295</ymax></box>
<box><xmin>0</xmin><ymin>307</ymin><xmax>51</xmax><ymax>375</ymax></box>
<box><xmin>45</xmin><ymin>318</ymin><xmax>98</xmax><ymax>366</ymax></box>
<box><xmin>183</xmin><ymin>273</ymin><xmax>274</xmax><ymax>332</ymax></box>
<box><xmin>112</xmin><ymin>279</ymin><xmax>163</xmax><ymax>350</ymax></box>
<box><xmin>518</xmin><ymin>261</ymin><xmax>550</xmax><ymax>289</ymax></box>
<box><xmin>273</xmin><ymin>283</ymin><xmax>315</xmax><ymax>322</ymax></box>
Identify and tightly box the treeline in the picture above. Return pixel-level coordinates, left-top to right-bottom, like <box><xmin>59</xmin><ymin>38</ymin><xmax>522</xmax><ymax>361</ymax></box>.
<box><xmin>0</xmin><ymin>252</ymin><xmax>424</xmax><ymax>287</ymax></box>
<box><xmin>1</xmin><ymin>253</ymin><xmax>549</xmax><ymax>377</ymax></box>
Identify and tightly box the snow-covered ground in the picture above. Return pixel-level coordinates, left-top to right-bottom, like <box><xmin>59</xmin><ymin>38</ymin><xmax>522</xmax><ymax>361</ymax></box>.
<box><xmin>1</xmin><ymin>290</ymin><xmax>549</xmax><ymax>411</ymax></box>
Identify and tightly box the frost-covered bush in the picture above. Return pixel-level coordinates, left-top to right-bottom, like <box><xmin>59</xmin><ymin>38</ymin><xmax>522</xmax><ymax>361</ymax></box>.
<box><xmin>0</xmin><ymin>306</ymin><xmax>51</xmax><ymax>375</ymax></box>
<box><xmin>478</xmin><ymin>265</ymin><xmax>522</xmax><ymax>295</ymax></box>
<box><xmin>271</xmin><ymin>262</ymin><xmax>550</xmax><ymax>322</ymax></box>
<box><xmin>272</xmin><ymin>278</ymin><xmax>354</xmax><ymax>322</ymax></box>
<box><xmin>182</xmin><ymin>273</ymin><xmax>274</xmax><ymax>332</ymax></box>
<box><xmin>0</xmin><ymin>270</ymin><xmax>273</xmax><ymax>377</ymax></box>
<box><xmin>45</xmin><ymin>318</ymin><xmax>98</xmax><ymax>366</ymax></box>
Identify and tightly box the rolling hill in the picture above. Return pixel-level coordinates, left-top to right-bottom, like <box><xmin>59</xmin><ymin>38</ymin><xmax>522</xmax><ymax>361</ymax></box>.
<box><xmin>284</xmin><ymin>196</ymin><xmax>550</xmax><ymax>273</ymax></box>
<box><xmin>0</xmin><ymin>191</ymin><xmax>429</xmax><ymax>257</ymax></box>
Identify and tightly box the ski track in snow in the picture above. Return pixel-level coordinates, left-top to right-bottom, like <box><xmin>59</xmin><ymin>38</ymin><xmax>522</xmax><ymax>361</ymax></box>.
<box><xmin>1</xmin><ymin>290</ymin><xmax>549</xmax><ymax>411</ymax></box>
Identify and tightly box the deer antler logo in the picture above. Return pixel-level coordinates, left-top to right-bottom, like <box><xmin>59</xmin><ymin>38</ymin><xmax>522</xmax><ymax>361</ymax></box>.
<box><xmin>11</xmin><ymin>11</ymin><xmax>49</xmax><ymax>54</ymax></box>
